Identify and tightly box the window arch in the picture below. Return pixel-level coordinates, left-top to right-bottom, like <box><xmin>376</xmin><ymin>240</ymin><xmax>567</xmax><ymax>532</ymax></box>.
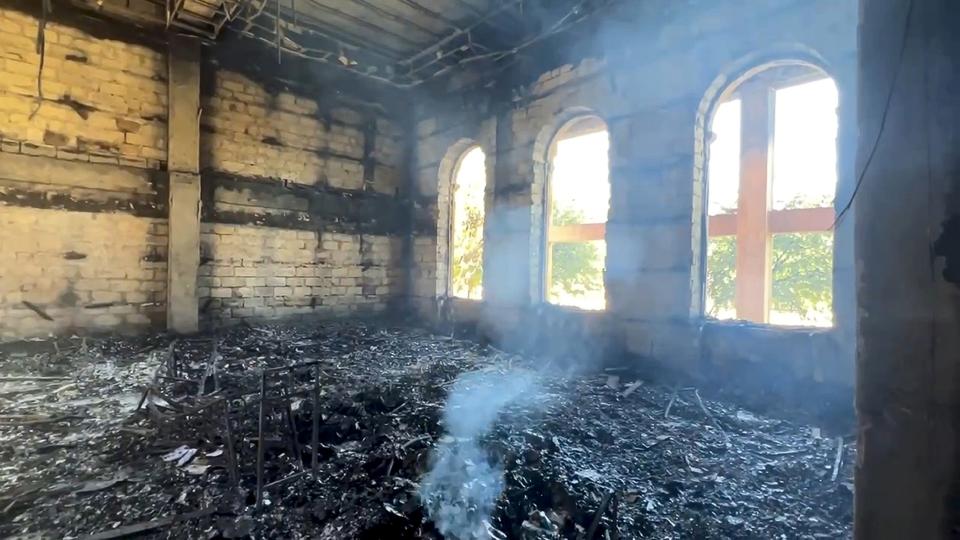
<box><xmin>447</xmin><ymin>145</ymin><xmax>487</xmax><ymax>300</ymax></box>
<box><xmin>702</xmin><ymin>62</ymin><xmax>839</xmax><ymax>326</ymax></box>
<box><xmin>542</xmin><ymin>115</ymin><xmax>610</xmax><ymax>310</ymax></box>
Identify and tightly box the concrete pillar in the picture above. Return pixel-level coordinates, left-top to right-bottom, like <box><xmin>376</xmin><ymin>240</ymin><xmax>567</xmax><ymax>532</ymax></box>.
<box><xmin>855</xmin><ymin>0</ymin><xmax>960</xmax><ymax>538</ymax></box>
<box><xmin>166</xmin><ymin>36</ymin><xmax>201</xmax><ymax>333</ymax></box>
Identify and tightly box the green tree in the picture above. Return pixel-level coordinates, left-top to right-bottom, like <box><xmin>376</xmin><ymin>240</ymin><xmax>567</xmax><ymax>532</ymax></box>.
<box><xmin>451</xmin><ymin>205</ymin><xmax>484</xmax><ymax>298</ymax></box>
<box><xmin>770</xmin><ymin>232</ymin><xmax>833</xmax><ymax>315</ymax></box>
<box><xmin>450</xmin><ymin>204</ymin><xmax>605</xmax><ymax>301</ymax></box>
<box><xmin>549</xmin><ymin>206</ymin><xmax>603</xmax><ymax>297</ymax></box>
<box><xmin>706</xmin><ymin>235</ymin><xmax>737</xmax><ymax>316</ymax></box>
<box><xmin>706</xmin><ymin>199</ymin><xmax>834</xmax><ymax>321</ymax></box>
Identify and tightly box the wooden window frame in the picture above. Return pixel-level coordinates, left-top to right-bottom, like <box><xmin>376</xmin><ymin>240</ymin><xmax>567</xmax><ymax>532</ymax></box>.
<box><xmin>707</xmin><ymin>76</ymin><xmax>835</xmax><ymax>323</ymax></box>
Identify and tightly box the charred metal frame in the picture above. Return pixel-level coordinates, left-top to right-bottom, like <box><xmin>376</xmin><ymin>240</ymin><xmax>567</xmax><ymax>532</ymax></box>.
<box><xmin>131</xmin><ymin>341</ymin><xmax>326</xmax><ymax>509</ymax></box>
<box><xmin>64</xmin><ymin>0</ymin><xmax>604</xmax><ymax>87</ymax></box>
<box><xmin>254</xmin><ymin>361</ymin><xmax>323</xmax><ymax>509</ymax></box>
<box><xmin>133</xmin><ymin>338</ymin><xmax>241</xmax><ymax>486</ymax></box>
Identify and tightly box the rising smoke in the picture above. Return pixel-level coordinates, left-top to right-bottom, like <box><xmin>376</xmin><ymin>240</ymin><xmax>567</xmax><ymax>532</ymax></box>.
<box><xmin>419</xmin><ymin>368</ymin><xmax>540</xmax><ymax>539</ymax></box>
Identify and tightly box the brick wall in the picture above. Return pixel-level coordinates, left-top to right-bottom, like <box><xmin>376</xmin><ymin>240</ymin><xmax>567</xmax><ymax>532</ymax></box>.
<box><xmin>0</xmin><ymin>206</ymin><xmax>166</xmax><ymax>340</ymax></box>
<box><xmin>412</xmin><ymin>0</ymin><xmax>858</xmax><ymax>390</ymax></box>
<box><xmin>199</xmin><ymin>225</ymin><xmax>402</xmax><ymax>324</ymax></box>
<box><xmin>0</xmin><ymin>5</ymin><xmax>410</xmax><ymax>340</ymax></box>
<box><xmin>0</xmin><ymin>8</ymin><xmax>167</xmax><ymax>169</ymax></box>
<box><xmin>196</xmin><ymin>67</ymin><xmax>409</xmax><ymax>324</ymax></box>
<box><xmin>201</xmin><ymin>70</ymin><xmax>404</xmax><ymax>194</ymax></box>
<box><xmin>0</xmin><ymin>7</ymin><xmax>169</xmax><ymax>341</ymax></box>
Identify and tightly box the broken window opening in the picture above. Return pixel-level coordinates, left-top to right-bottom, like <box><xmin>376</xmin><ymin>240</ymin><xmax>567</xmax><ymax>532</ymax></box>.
<box><xmin>449</xmin><ymin>146</ymin><xmax>486</xmax><ymax>300</ymax></box>
<box><xmin>544</xmin><ymin>116</ymin><xmax>610</xmax><ymax>310</ymax></box>
<box><xmin>705</xmin><ymin>68</ymin><xmax>838</xmax><ymax>327</ymax></box>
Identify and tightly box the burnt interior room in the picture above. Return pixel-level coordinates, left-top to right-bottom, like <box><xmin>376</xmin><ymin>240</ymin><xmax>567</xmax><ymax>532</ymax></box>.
<box><xmin>0</xmin><ymin>0</ymin><xmax>957</xmax><ymax>538</ymax></box>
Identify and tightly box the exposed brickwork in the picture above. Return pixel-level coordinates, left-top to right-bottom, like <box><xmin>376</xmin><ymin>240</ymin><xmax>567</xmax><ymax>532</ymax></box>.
<box><xmin>200</xmin><ymin>70</ymin><xmax>403</xmax><ymax>194</ymax></box>
<box><xmin>0</xmin><ymin>9</ymin><xmax>167</xmax><ymax>169</ymax></box>
<box><xmin>199</xmin><ymin>224</ymin><xmax>402</xmax><ymax>324</ymax></box>
<box><xmin>197</xmin><ymin>71</ymin><xmax>410</xmax><ymax>321</ymax></box>
<box><xmin>0</xmin><ymin>206</ymin><xmax>166</xmax><ymax>341</ymax></box>
<box><xmin>0</xmin><ymin>5</ymin><xmax>410</xmax><ymax>340</ymax></box>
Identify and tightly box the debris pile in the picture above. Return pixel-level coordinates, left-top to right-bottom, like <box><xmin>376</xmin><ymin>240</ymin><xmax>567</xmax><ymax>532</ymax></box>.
<box><xmin>0</xmin><ymin>321</ymin><xmax>853</xmax><ymax>538</ymax></box>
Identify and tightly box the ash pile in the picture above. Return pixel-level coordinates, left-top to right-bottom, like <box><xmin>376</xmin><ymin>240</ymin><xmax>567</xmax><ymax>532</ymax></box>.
<box><xmin>0</xmin><ymin>321</ymin><xmax>853</xmax><ymax>539</ymax></box>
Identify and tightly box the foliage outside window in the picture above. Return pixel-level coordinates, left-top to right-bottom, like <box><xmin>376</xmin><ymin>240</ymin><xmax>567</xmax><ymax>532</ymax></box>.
<box><xmin>545</xmin><ymin>117</ymin><xmax>609</xmax><ymax>310</ymax></box>
<box><xmin>705</xmin><ymin>72</ymin><xmax>838</xmax><ymax>326</ymax></box>
<box><xmin>450</xmin><ymin>147</ymin><xmax>486</xmax><ymax>299</ymax></box>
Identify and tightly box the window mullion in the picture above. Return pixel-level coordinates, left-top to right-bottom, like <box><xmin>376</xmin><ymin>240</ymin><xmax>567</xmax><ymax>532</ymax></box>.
<box><xmin>734</xmin><ymin>84</ymin><xmax>773</xmax><ymax>323</ymax></box>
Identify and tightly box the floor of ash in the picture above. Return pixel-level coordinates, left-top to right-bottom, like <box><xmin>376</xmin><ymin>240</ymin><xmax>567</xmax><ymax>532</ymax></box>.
<box><xmin>0</xmin><ymin>321</ymin><xmax>853</xmax><ymax>539</ymax></box>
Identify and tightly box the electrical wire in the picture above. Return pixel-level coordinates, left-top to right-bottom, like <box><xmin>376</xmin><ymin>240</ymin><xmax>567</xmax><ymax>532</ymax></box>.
<box><xmin>832</xmin><ymin>0</ymin><xmax>914</xmax><ymax>228</ymax></box>
<box><xmin>28</xmin><ymin>0</ymin><xmax>52</xmax><ymax>120</ymax></box>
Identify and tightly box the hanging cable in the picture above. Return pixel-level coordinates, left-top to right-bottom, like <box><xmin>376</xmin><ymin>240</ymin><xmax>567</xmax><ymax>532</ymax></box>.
<box><xmin>28</xmin><ymin>0</ymin><xmax>52</xmax><ymax>120</ymax></box>
<box><xmin>832</xmin><ymin>0</ymin><xmax>914</xmax><ymax>228</ymax></box>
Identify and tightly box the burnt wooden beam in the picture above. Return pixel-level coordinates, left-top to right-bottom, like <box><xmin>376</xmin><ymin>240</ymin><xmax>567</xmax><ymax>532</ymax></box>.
<box><xmin>200</xmin><ymin>171</ymin><xmax>427</xmax><ymax>236</ymax></box>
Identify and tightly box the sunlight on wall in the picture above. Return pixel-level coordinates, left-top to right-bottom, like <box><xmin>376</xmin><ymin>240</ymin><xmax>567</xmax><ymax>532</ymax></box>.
<box><xmin>450</xmin><ymin>147</ymin><xmax>486</xmax><ymax>299</ymax></box>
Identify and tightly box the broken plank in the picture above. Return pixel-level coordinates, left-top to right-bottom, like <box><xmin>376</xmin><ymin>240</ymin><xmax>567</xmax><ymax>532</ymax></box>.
<box><xmin>0</xmin><ymin>376</ymin><xmax>72</xmax><ymax>382</ymax></box>
<box><xmin>79</xmin><ymin>507</ymin><xmax>215</xmax><ymax>540</ymax></box>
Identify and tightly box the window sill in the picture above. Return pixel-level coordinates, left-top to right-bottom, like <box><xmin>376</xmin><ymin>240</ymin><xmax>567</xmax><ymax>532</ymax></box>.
<box><xmin>700</xmin><ymin>317</ymin><xmax>835</xmax><ymax>336</ymax></box>
<box><xmin>538</xmin><ymin>302</ymin><xmax>607</xmax><ymax>318</ymax></box>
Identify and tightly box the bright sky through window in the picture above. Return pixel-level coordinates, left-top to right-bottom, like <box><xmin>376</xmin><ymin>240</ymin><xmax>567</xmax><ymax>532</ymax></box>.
<box><xmin>708</xmin><ymin>77</ymin><xmax>839</xmax><ymax>215</ymax></box>
<box><xmin>707</xmin><ymin>99</ymin><xmax>741</xmax><ymax>215</ymax></box>
<box><xmin>705</xmin><ymin>74</ymin><xmax>838</xmax><ymax>327</ymax></box>
<box><xmin>551</xmin><ymin>131</ymin><xmax>610</xmax><ymax>224</ymax></box>
<box><xmin>547</xmin><ymin>126</ymin><xmax>609</xmax><ymax>311</ymax></box>
<box><xmin>450</xmin><ymin>147</ymin><xmax>486</xmax><ymax>299</ymax></box>
<box><xmin>772</xmin><ymin>78</ymin><xmax>838</xmax><ymax>209</ymax></box>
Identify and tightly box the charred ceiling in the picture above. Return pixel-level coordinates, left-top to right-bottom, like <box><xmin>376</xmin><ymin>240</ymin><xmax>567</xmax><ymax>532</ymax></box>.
<box><xmin>53</xmin><ymin>0</ymin><xmax>613</xmax><ymax>87</ymax></box>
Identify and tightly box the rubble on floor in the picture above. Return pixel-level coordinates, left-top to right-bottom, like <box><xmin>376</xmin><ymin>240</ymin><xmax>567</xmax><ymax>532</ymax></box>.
<box><xmin>0</xmin><ymin>321</ymin><xmax>853</xmax><ymax>539</ymax></box>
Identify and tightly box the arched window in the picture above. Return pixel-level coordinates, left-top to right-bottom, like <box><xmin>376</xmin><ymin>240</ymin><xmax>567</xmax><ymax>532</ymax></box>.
<box><xmin>705</xmin><ymin>64</ymin><xmax>838</xmax><ymax>326</ymax></box>
<box><xmin>449</xmin><ymin>146</ymin><xmax>486</xmax><ymax>299</ymax></box>
<box><xmin>544</xmin><ymin>116</ymin><xmax>610</xmax><ymax>310</ymax></box>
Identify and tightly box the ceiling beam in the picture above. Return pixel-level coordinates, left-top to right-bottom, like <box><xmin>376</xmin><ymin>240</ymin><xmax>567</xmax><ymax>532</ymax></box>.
<box><xmin>396</xmin><ymin>0</ymin><xmax>463</xmax><ymax>31</ymax></box>
<box><xmin>401</xmin><ymin>0</ymin><xmax>523</xmax><ymax>66</ymax></box>
<box><xmin>260</xmin><ymin>4</ymin><xmax>409</xmax><ymax>60</ymax></box>
<box><xmin>444</xmin><ymin>0</ymin><xmax>527</xmax><ymax>38</ymax></box>
<box><xmin>349</xmin><ymin>0</ymin><xmax>445</xmax><ymax>41</ymax></box>
<box><xmin>300</xmin><ymin>0</ymin><xmax>429</xmax><ymax>52</ymax></box>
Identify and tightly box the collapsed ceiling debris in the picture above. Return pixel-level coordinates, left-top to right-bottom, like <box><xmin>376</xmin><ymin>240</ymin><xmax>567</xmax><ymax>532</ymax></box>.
<box><xmin>0</xmin><ymin>321</ymin><xmax>852</xmax><ymax>538</ymax></box>
<box><xmin>62</xmin><ymin>0</ymin><xmax>608</xmax><ymax>86</ymax></box>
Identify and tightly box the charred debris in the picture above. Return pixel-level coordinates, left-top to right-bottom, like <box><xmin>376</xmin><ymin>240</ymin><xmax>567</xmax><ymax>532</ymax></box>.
<box><xmin>0</xmin><ymin>321</ymin><xmax>852</xmax><ymax>539</ymax></box>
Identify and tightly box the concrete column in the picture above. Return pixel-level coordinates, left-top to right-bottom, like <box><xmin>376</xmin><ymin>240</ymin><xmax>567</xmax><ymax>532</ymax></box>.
<box><xmin>855</xmin><ymin>0</ymin><xmax>960</xmax><ymax>538</ymax></box>
<box><xmin>166</xmin><ymin>36</ymin><xmax>201</xmax><ymax>333</ymax></box>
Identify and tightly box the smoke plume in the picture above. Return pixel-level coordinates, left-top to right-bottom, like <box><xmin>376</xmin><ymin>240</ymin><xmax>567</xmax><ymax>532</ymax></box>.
<box><xmin>419</xmin><ymin>368</ymin><xmax>539</xmax><ymax>539</ymax></box>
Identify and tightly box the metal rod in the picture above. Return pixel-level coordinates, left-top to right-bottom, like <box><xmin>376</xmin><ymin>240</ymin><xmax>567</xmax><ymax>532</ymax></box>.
<box><xmin>275</xmin><ymin>0</ymin><xmax>281</xmax><ymax>63</ymax></box>
<box><xmin>263</xmin><ymin>470</ymin><xmax>308</xmax><ymax>489</ymax></box>
<box><xmin>285</xmin><ymin>370</ymin><xmax>303</xmax><ymax>470</ymax></box>
<box><xmin>255</xmin><ymin>370</ymin><xmax>267</xmax><ymax>510</ymax></box>
<box><xmin>301</xmin><ymin>0</ymin><xmax>424</xmax><ymax>49</ymax></box>
<box><xmin>410</xmin><ymin>0</ymin><xmax>591</xmax><ymax>78</ymax></box>
<box><xmin>261</xmin><ymin>359</ymin><xmax>327</xmax><ymax>373</ymax></box>
<box><xmin>222</xmin><ymin>402</ymin><xmax>239</xmax><ymax>486</ymax></box>
<box><xmin>251</xmin><ymin>10</ymin><xmax>406</xmax><ymax>61</ymax></box>
<box><xmin>167</xmin><ymin>339</ymin><xmax>178</xmax><ymax>377</ymax></box>
<box><xmin>400</xmin><ymin>0</ymin><xmax>523</xmax><ymax>65</ymax></box>
<box><xmin>311</xmin><ymin>364</ymin><xmax>320</xmax><ymax>476</ymax></box>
